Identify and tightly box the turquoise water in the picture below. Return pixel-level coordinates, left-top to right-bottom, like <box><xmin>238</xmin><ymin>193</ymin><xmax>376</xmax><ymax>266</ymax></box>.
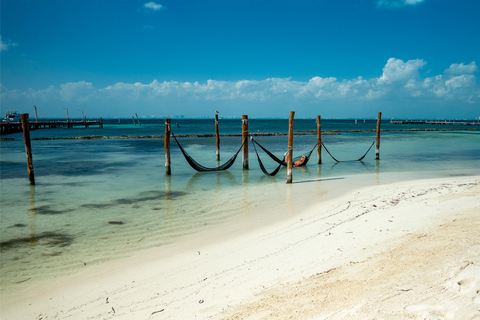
<box><xmin>1</xmin><ymin>119</ymin><xmax>479</xmax><ymax>293</ymax></box>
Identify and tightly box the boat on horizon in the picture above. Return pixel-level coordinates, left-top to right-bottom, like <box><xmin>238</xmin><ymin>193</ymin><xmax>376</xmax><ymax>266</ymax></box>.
<box><xmin>2</xmin><ymin>111</ymin><xmax>21</xmax><ymax>123</ymax></box>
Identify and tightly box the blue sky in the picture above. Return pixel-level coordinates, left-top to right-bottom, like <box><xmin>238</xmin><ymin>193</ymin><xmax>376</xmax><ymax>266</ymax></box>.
<box><xmin>1</xmin><ymin>0</ymin><xmax>479</xmax><ymax>119</ymax></box>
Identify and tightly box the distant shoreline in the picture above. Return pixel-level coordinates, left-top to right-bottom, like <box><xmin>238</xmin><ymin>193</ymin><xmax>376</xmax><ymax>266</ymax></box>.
<box><xmin>1</xmin><ymin>127</ymin><xmax>477</xmax><ymax>141</ymax></box>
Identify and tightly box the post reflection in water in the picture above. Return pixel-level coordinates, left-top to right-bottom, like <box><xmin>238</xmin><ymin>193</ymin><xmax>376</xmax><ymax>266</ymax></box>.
<box><xmin>29</xmin><ymin>185</ymin><xmax>37</xmax><ymax>244</ymax></box>
<box><xmin>375</xmin><ymin>159</ymin><xmax>380</xmax><ymax>185</ymax></box>
<box><xmin>241</xmin><ymin>169</ymin><xmax>250</xmax><ymax>218</ymax></box>
<box><xmin>165</xmin><ymin>174</ymin><xmax>173</xmax><ymax>220</ymax></box>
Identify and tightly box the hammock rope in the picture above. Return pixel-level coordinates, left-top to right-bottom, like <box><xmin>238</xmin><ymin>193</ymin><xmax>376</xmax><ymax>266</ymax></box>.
<box><xmin>250</xmin><ymin>137</ymin><xmax>318</xmax><ymax>176</ymax></box>
<box><xmin>321</xmin><ymin>141</ymin><xmax>375</xmax><ymax>162</ymax></box>
<box><xmin>172</xmin><ymin>133</ymin><xmax>245</xmax><ymax>172</ymax></box>
<box><xmin>251</xmin><ymin>138</ymin><xmax>283</xmax><ymax>176</ymax></box>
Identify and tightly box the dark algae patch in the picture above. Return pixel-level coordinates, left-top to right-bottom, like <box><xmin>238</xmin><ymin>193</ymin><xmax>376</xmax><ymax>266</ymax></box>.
<box><xmin>8</xmin><ymin>223</ymin><xmax>27</xmax><ymax>228</ymax></box>
<box><xmin>81</xmin><ymin>190</ymin><xmax>188</xmax><ymax>209</ymax></box>
<box><xmin>108</xmin><ymin>221</ymin><xmax>124</xmax><ymax>225</ymax></box>
<box><xmin>0</xmin><ymin>232</ymin><xmax>74</xmax><ymax>252</ymax></box>
<box><xmin>34</xmin><ymin>205</ymin><xmax>72</xmax><ymax>215</ymax></box>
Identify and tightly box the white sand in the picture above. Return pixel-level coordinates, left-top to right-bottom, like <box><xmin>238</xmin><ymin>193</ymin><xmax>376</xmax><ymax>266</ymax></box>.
<box><xmin>1</xmin><ymin>176</ymin><xmax>479</xmax><ymax>320</ymax></box>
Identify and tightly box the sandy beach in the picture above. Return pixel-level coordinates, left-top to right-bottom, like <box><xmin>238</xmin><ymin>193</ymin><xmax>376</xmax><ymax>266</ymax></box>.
<box><xmin>1</xmin><ymin>175</ymin><xmax>479</xmax><ymax>320</ymax></box>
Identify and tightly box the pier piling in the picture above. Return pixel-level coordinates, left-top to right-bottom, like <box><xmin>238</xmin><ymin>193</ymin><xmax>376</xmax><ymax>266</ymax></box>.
<box><xmin>287</xmin><ymin>111</ymin><xmax>295</xmax><ymax>184</ymax></box>
<box><xmin>21</xmin><ymin>114</ymin><xmax>35</xmax><ymax>185</ymax></box>
<box><xmin>165</xmin><ymin>118</ymin><xmax>171</xmax><ymax>175</ymax></box>
<box><xmin>215</xmin><ymin>114</ymin><xmax>220</xmax><ymax>161</ymax></box>
<box><xmin>317</xmin><ymin>115</ymin><xmax>322</xmax><ymax>164</ymax></box>
<box><xmin>376</xmin><ymin>112</ymin><xmax>382</xmax><ymax>160</ymax></box>
<box><xmin>242</xmin><ymin>115</ymin><xmax>249</xmax><ymax>169</ymax></box>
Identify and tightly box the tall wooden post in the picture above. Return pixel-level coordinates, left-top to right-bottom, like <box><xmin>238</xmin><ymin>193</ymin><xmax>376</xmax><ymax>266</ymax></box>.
<box><xmin>165</xmin><ymin>118</ymin><xmax>171</xmax><ymax>175</ymax></box>
<box><xmin>136</xmin><ymin>113</ymin><xmax>141</xmax><ymax>125</ymax></box>
<box><xmin>286</xmin><ymin>111</ymin><xmax>295</xmax><ymax>184</ymax></box>
<box><xmin>34</xmin><ymin>106</ymin><xmax>38</xmax><ymax>123</ymax></box>
<box><xmin>375</xmin><ymin>112</ymin><xmax>382</xmax><ymax>160</ymax></box>
<box><xmin>215</xmin><ymin>114</ymin><xmax>220</xmax><ymax>161</ymax></box>
<box><xmin>242</xmin><ymin>115</ymin><xmax>249</xmax><ymax>169</ymax></box>
<box><xmin>21</xmin><ymin>114</ymin><xmax>35</xmax><ymax>185</ymax></box>
<box><xmin>317</xmin><ymin>115</ymin><xmax>322</xmax><ymax>164</ymax></box>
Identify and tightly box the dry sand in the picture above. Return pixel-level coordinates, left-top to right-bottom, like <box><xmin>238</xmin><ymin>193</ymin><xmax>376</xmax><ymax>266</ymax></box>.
<box><xmin>1</xmin><ymin>176</ymin><xmax>479</xmax><ymax>320</ymax></box>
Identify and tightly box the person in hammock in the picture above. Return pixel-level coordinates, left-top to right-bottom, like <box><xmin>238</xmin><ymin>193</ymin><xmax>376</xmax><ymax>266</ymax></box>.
<box><xmin>282</xmin><ymin>151</ymin><xmax>308</xmax><ymax>167</ymax></box>
<box><xmin>293</xmin><ymin>155</ymin><xmax>308</xmax><ymax>167</ymax></box>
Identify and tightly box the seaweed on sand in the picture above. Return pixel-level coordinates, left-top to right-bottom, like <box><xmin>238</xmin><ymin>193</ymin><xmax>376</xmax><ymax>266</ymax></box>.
<box><xmin>0</xmin><ymin>232</ymin><xmax>74</xmax><ymax>252</ymax></box>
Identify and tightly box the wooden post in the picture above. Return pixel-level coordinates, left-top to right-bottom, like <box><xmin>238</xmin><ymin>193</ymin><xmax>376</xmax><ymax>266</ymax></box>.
<box><xmin>136</xmin><ymin>113</ymin><xmax>141</xmax><ymax>125</ymax></box>
<box><xmin>215</xmin><ymin>114</ymin><xmax>220</xmax><ymax>161</ymax></box>
<box><xmin>317</xmin><ymin>115</ymin><xmax>322</xmax><ymax>164</ymax></box>
<box><xmin>21</xmin><ymin>114</ymin><xmax>35</xmax><ymax>185</ymax></box>
<box><xmin>34</xmin><ymin>106</ymin><xmax>38</xmax><ymax>123</ymax></box>
<box><xmin>286</xmin><ymin>111</ymin><xmax>295</xmax><ymax>184</ymax></box>
<box><xmin>242</xmin><ymin>115</ymin><xmax>249</xmax><ymax>169</ymax></box>
<box><xmin>375</xmin><ymin>112</ymin><xmax>382</xmax><ymax>160</ymax></box>
<box><xmin>165</xmin><ymin>118</ymin><xmax>171</xmax><ymax>175</ymax></box>
<box><xmin>132</xmin><ymin>116</ymin><xmax>136</xmax><ymax>126</ymax></box>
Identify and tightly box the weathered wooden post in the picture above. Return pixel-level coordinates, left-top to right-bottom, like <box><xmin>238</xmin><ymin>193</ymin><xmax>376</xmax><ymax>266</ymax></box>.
<box><xmin>165</xmin><ymin>118</ymin><xmax>171</xmax><ymax>175</ymax></box>
<box><xmin>375</xmin><ymin>112</ymin><xmax>382</xmax><ymax>160</ymax></box>
<box><xmin>286</xmin><ymin>111</ymin><xmax>295</xmax><ymax>184</ymax></box>
<box><xmin>242</xmin><ymin>115</ymin><xmax>249</xmax><ymax>169</ymax></box>
<box><xmin>215</xmin><ymin>113</ymin><xmax>220</xmax><ymax>161</ymax></box>
<box><xmin>34</xmin><ymin>106</ymin><xmax>38</xmax><ymax>123</ymax></box>
<box><xmin>132</xmin><ymin>116</ymin><xmax>136</xmax><ymax>126</ymax></box>
<box><xmin>21</xmin><ymin>114</ymin><xmax>35</xmax><ymax>185</ymax></box>
<box><xmin>136</xmin><ymin>113</ymin><xmax>141</xmax><ymax>125</ymax></box>
<box><xmin>317</xmin><ymin>115</ymin><xmax>322</xmax><ymax>164</ymax></box>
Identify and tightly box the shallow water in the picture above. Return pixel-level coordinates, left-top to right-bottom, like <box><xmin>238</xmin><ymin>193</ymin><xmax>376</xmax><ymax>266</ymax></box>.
<box><xmin>1</xmin><ymin>119</ymin><xmax>479</xmax><ymax>293</ymax></box>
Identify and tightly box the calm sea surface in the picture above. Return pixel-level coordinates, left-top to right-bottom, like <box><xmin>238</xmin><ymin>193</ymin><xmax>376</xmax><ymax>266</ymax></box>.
<box><xmin>1</xmin><ymin>119</ymin><xmax>479</xmax><ymax>293</ymax></box>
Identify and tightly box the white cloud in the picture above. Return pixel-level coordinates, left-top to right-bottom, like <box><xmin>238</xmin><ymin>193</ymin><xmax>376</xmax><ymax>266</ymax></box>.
<box><xmin>59</xmin><ymin>81</ymin><xmax>94</xmax><ymax>101</ymax></box>
<box><xmin>377</xmin><ymin>0</ymin><xmax>425</xmax><ymax>8</ymax></box>
<box><xmin>379</xmin><ymin>58</ymin><xmax>426</xmax><ymax>83</ymax></box>
<box><xmin>143</xmin><ymin>2</ymin><xmax>163</xmax><ymax>11</ymax></box>
<box><xmin>0</xmin><ymin>35</ymin><xmax>18</xmax><ymax>52</ymax></box>
<box><xmin>2</xmin><ymin>58</ymin><xmax>479</xmax><ymax>118</ymax></box>
<box><xmin>444</xmin><ymin>62</ymin><xmax>478</xmax><ymax>75</ymax></box>
<box><xmin>404</xmin><ymin>0</ymin><xmax>424</xmax><ymax>5</ymax></box>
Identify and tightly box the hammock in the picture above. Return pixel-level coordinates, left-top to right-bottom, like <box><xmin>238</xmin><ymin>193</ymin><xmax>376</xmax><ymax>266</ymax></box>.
<box><xmin>251</xmin><ymin>137</ymin><xmax>317</xmax><ymax>176</ymax></box>
<box><xmin>251</xmin><ymin>138</ymin><xmax>284</xmax><ymax>176</ymax></box>
<box><xmin>172</xmin><ymin>133</ymin><xmax>245</xmax><ymax>172</ymax></box>
<box><xmin>321</xmin><ymin>141</ymin><xmax>375</xmax><ymax>162</ymax></box>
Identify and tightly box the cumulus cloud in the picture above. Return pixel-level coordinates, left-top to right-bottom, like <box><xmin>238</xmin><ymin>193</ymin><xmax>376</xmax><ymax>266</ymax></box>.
<box><xmin>143</xmin><ymin>1</ymin><xmax>163</xmax><ymax>11</ymax></box>
<box><xmin>377</xmin><ymin>0</ymin><xmax>425</xmax><ymax>8</ymax></box>
<box><xmin>379</xmin><ymin>58</ymin><xmax>426</xmax><ymax>83</ymax></box>
<box><xmin>59</xmin><ymin>81</ymin><xmax>94</xmax><ymax>101</ymax></box>
<box><xmin>0</xmin><ymin>35</ymin><xmax>18</xmax><ymax>52</ymax></box>
<box><xmin>444</xmin><ymin>62</ymin><xmax>478</xmax><ymax>75</ymax></box>
<box><xmin>2</xmin><ymin>58</ymin><xmax>479</xmax><ymax>118</ymax></box>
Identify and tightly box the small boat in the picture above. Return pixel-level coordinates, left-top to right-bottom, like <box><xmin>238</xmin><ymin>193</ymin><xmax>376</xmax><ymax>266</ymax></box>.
<box><xmin>2</xmin><ymin>111</ymin><xmax>21</xmax><ymax>122</ymax></box>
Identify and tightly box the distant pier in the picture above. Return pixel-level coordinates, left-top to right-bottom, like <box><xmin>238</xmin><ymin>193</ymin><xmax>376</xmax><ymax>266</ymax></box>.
<box><xmin>0</xmin><ymin>119</ymin><xmax>103</xmax><ymax>135</ymax></box>
<box><xmin>390</xmin><ymin>120</ymin><xmax>480</xmax><ymax>126</ymax></box>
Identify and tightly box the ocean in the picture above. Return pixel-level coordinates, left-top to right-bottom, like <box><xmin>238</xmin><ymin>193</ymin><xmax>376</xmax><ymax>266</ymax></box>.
<box><xmin>1</xmin><ymin>118</ymin><xmax>479</xmax><ymax>293</ymax></box>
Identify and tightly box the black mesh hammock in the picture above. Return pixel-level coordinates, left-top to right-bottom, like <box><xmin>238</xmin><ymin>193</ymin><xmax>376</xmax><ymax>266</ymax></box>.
<box><xmin>251</xmin><ymin>137</ymin><xmax>318</xmax><ymax>176</ymax></box>
<box><xmin>172</xmin><ymin>133</ymin><xmax>245</xmax><ymax>172</ymax></box>
<box><xmin>321</xmin><ymin>141</ymin><xmax>375</xmax><ymax>162</ymax></box>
